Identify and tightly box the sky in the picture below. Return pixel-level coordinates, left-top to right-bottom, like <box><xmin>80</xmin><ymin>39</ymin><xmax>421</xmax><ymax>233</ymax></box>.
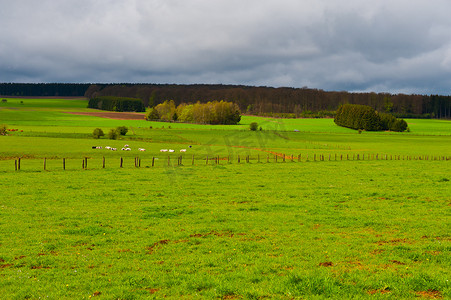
<box><xmin>1</xmin><ymin>0</ymin><xmax>451</xmax><ymax>95</ymax></box>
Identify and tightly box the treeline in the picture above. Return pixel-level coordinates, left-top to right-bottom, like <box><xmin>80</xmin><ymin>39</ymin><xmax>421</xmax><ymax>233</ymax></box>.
<box><xmin>335</xmin><ymin>104</ymin><xmax>408</xmax><ymax>132</ymax></box>
<box><xmin>0</xmin><ymin>83</ymin><xmax>89</xmax><ymax>97</ymax></box>
<box><xmin>1</xmin><ymin>83</ymin><xmax>451</xmax><ymax>118</ymax></box>
<box><xmin>85</xmin><ymin>84</ymin><xmax>451</xmax><ymax>119</ymax></box>
<box><xmin>88</xmin><ymin>96</ymin><xmax>145</xmax><ymax>112</ymax></box>
<box><xmin>145</xmin><ymin>100</ymin><xmax>241</xmax><ymax>125</ymax></box>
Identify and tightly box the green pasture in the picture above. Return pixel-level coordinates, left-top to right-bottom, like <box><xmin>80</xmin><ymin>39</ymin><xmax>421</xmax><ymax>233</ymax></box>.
<box><xmin>0</xmin><ymin>98</ymin><xmax>450</xmax><ymax>298</ymax></box>
<box><xmin>0</xmin><ymin>161</ymin><xmax>450</xmax><ymax>299</ymax></box>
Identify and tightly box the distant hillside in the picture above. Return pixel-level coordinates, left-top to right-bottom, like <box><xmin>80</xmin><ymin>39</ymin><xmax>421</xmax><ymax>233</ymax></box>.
<box><xmin>86</xmin><ymin>84</ymin><xmax>451</xmax><ymax>119</ymax></box>
<box><xmin>1</xmin><ymin>83</ymin><xmax>450</xmax><ymax>118</ymax></box>
<box><xmin>0</xmin><ymin>83</ymin><xmax>90</xmax><ymax>97</ymax></box>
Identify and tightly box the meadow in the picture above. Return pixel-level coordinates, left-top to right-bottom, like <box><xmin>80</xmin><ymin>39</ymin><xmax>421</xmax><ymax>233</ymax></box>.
<box><xmin>0</xmin><ymin>98</ymin><xmax>450</xmax><ymax>299</ymax></box>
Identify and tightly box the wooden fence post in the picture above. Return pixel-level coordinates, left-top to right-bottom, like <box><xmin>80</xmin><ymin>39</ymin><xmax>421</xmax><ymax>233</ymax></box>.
<box><xmin>18</xmin><ymin>158</ymin><xmax>21</xmax><ymax>170</ymax></box>
<box><xmin>63</xmin><ymin>158</ymin><xmax>66</xmax><ymax>170</ymax></box>
<box><xmin>152</xmin><ymin>157</ymin><xmax>155</xmax><ymax>167</ymax></box>
<box><xmin>103</xmin><ymin>156</ymin><xmax>105</xmax><ymax>168</ymax></box>
<box><xmin>44</xmin><ymin>158</ymin><xmax>46</xmax><ymax>170</ymax></box>
<box><xmin>120</xmin><ymin>157</ymin><xmax>123</xmax><ymax>168</ymax></box>
<box><xmin>237</xmin><ymin>155</ymin><xmax>240</xmax><ymax>163</ymax></box>
<box><xmin>15</xmin><ymin>160</ymin><xmax>17</xmax><ymax>171</ymax></box>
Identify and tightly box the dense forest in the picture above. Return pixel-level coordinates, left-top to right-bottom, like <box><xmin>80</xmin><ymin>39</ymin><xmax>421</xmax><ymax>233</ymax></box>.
<box><xmin>1</xmin><ymin>83</ymin><xmax>450</xmax><ymax>118</ymax></box>
<box><xmin>0</xmin><ymin>83</ymin><xmax>90</xmax><ymax>97</ymax></box>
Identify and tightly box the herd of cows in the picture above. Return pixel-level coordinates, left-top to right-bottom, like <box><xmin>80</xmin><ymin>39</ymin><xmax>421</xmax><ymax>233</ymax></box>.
<box><xmin>92</xmin><ymin>144</ymin><xmax>191</xmax><ymax>152</ymax></box>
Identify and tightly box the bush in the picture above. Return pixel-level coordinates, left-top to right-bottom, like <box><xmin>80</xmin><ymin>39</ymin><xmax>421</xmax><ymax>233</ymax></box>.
<box><xmin>379</xmin><ymin>113</ymin><xmax>408</xmax><ymax>132</ymax></box>
<box><xmin>145</xmin><ymin>107</ymin><xmax>160</xmax><ymax>120</ymax></box>
<box><xmin>116</xmin><ymin>126</ymin><xmax>128</xmax><ymax>136</ymax></box>
<box><xmin>108</xmin><ymin>129</ymin><xmax>119</xmax><ymax>140</ymax></box>
<box><xmin>249</xmin><ymin>122</ymin><xmax>258</xmax><ymax>131</ymax></box>
<box><xmin>92</xmin><ymin>128</ymin><xmax>104</xmax><ymax>139</ymax></box>
<box><xmin>0</xmin><ymin>124</ymin><xmax>7</xmax><ymax>135</ymax></box>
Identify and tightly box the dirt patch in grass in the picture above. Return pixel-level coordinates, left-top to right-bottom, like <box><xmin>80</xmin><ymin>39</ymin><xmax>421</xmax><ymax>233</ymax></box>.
<box><xmin>368</xmin><ymin>289</ymin><xmax>391</xmax><ymax>295</ymax></box>
<box><xmin>147</xmin><ymin>288</ymin><xmax>160</xmax><ymax>294</ymax></box>
<box><xmin>416</xmin><ymin>290</ymin><xmax>442</xmax><ymax>299</ymax></box>
<box><xmin>65</xmin><ymin>111</ymin><xmax>145</xmax><ymax>120</ymax></box>
<box><xmin>319</xmin><ymin>262</ymin><xmax>333</xmax><ymax>267</ymax></box>
<box><xmin>389</xmin><ymin>260</ymin><xmax>406</xmax><ymax>265</ymax></box>
<box><xmin>376</xmin><ymin>238</ymin><xmax>411</xmax><ymax>246</ymax></box>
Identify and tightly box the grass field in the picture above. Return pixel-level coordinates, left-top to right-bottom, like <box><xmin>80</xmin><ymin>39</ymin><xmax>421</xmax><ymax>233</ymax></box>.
<box><xmin>0</xmin><ymin>98</ymin><xmax>450</xmax><ymax>299</ymax></box>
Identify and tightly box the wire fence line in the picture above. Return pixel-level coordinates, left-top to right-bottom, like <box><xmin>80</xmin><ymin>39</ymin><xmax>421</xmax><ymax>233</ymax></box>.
<box><xmin>3</xmin><ymin>153</ymin><xmax>450</xmax><ymax>172</ymax></box>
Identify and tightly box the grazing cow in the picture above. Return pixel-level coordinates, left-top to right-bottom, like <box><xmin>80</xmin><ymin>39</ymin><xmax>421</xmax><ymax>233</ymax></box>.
<box><xmin>111</xmin><ymin>148</ymin><xmax>117</xmax><ymax>151</ymax></box>
<box><xmin>125</xmin><ymin>148</ymin><xmax>131</xmax><ymax>151</ymax></box>
<box><xmin>138</xmin><ymin>148</ymin><xmax>146</xmax><ymax>151</ymax></box>
<box><xmin>124</xmin><ymin>144</ymin><xmax>129</xmax><ymax>147</ymax></box>
<box><xmin>180</xmin><ymin>149</ymin><xmax>186</xmax><ymax>152</ymax></box>
<box><xmin>105</xmin><ymin>146</ymin><xmax>111</xmax><ymax>150</ymax></box>
<box><xmin>169</xmin><ymin>149</ymin><xmax>175</xmax><ymax>153</ymax></box>
<box><xmin>96</xmin><ymin>146</ymin><xmax>102</xmax><ymax>149</ymax></box>
<box><xmin>160</xmin><ymin>149</ymin><xmax>168</xmax><ymax>152</ymax></box>
<box><xmin>92</xmin><ymin>146</ymin><xmax>97</xmax><ymax>149</ymax></box>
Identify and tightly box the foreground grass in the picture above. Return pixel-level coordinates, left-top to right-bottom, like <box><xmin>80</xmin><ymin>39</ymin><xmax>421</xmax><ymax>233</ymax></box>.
<box><xmin>0</xmin><ymin>161</ymin><xmax>449</xmax><ymax>299</ymax></box>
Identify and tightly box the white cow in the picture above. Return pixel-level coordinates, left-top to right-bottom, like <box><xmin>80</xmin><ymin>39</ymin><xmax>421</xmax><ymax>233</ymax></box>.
<box><xmin>169</xmin><ymin>149</ymin><xmax>175</xmax><ymax>153</ymax></box>
<box><xmin>160</xmin><ymin>149</ymin><xmax>168</xmax><ymax>152</ymax></box>
<box><xmin>180</xmin><ymin>149</ymin><xmax>187</xmax><ymax>152</ymax></box>
<box><xmin>138</xmin><ymin>148</ymin><xmax>146</xmax><ymax>151</ymax></box>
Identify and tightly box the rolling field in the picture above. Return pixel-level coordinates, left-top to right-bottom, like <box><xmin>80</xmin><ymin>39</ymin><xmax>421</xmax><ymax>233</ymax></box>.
<box><xmin>0</xmin><ymin>98</ymin><xmax>450</xmax><ymax>299</ymax></box>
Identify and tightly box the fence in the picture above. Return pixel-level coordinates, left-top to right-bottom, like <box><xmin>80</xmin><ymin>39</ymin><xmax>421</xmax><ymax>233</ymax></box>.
<box><xmin>4</xmin><ymin>153</ymin><xmax>450</xmax><ymax>172</ymax></box>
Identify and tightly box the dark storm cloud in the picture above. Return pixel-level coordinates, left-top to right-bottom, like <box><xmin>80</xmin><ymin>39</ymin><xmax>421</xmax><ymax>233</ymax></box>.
<box><xmin>1</xmin><ymin>0</ymin><xmax>451</xmax><ymax>94</ymax></box>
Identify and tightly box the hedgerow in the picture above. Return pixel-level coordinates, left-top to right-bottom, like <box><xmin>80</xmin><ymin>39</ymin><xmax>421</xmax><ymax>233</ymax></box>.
<box><xmin>335</xmin><ymin>104</ymin><xmax>408</xmax><ymax>132</ymax></box>
<box><xmin>88</xmin><ymin>96</ymin><xmax>144</xmax><ymax>112</ymax></box>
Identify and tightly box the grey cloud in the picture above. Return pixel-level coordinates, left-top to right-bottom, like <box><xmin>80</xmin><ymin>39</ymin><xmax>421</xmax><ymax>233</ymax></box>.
<box><xmin>1</xmin><ymin>0</ymin><xmax>451</xmax><ymax>94</ymax></box>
